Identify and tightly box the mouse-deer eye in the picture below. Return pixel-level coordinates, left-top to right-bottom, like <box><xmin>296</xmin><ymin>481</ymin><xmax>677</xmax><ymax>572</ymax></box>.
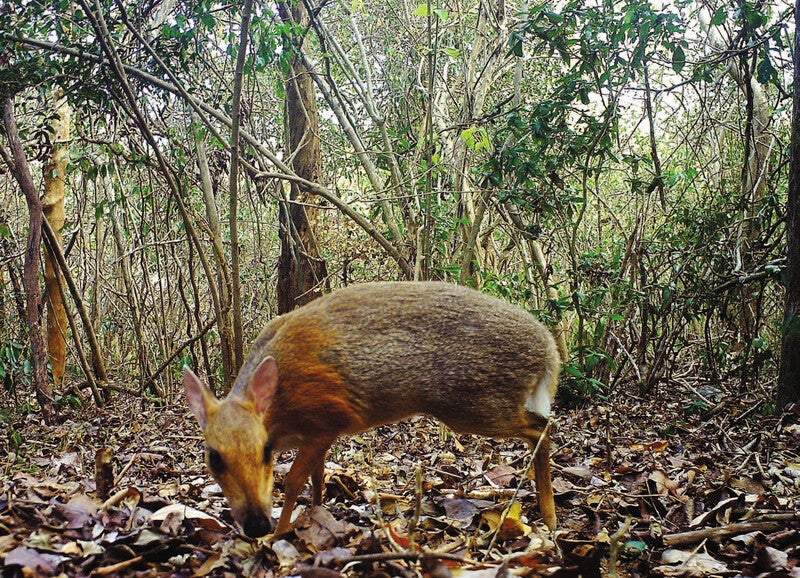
<box><xmin>263</xmin><ymin>443</ymin><xmax>273</xmax><ymax>465</ymax></box>
<box><xmin>207</xmin><ymin>447</ymin><xmax>225</xmax><ymax>473</ymax></box>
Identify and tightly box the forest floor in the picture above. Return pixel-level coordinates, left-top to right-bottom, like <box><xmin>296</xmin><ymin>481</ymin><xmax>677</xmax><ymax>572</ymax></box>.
<box><xmin>1</xmin><ymin>378</ymin><xmax>799</xmax><ymax>577</ymax></box>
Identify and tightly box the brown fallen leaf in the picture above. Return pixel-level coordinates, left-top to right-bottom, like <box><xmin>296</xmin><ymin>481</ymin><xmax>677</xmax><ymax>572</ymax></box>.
<box><xmin>295</xmin><ymin>506</ymin><xmax>358</xmax><ymax>551</ymax></box>
<box><xmin>192</xmin><ymin>551</ymin><xmax>225</xmax><ymax>576</ymax></box>
<box><xmin>4</xmin><ymin>545</ymin><xmax>63</xmax><ymax>575</ymax></box>
<box><xmin>648</xmin><ymin>470</ymin><xmax>679</xmax><ymax>496</ymax></box>
<box><xmin>484</xmin><ymin>464</ymin><xmax>516</xmax><ymax>488</ymax></box>
<box><xmin>655</xmin><ymin>548</ymin><xmax>728</xmax><ymax>577</ymax></box>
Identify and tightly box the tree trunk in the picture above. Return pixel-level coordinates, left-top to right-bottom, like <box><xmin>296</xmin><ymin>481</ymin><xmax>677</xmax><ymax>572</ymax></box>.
<box><xmin>227</xmin><ymin>0</ymin><xmax>252</xmax><ymax>374</ymax></box>
<box><xmin>194</xmin><ymin>119</ymin><xmax>234</xmax><ymax>390</ymax></box>
<box><xmin>777</xmin><ymin>0</ymin><xmax>800</xmax><ymax>408</ymax></box>
<box><xmin>277</xmin><ymin>1</ymin><xmax>328</xmax><ymax>313</ymax></box>
<box><xmin>1</xmin><ymin>98</ymin><xmax>54</xmax><ymax>423</ymax></box>
<box><xmin>41</xmin><ymin>216</ymin><xmax>108</xmax><ymax>394</ymax></box>
<box><xmin>42</xmin><ymin>90</ymin><xmax>70</xmax><ymax>389</ymax></box>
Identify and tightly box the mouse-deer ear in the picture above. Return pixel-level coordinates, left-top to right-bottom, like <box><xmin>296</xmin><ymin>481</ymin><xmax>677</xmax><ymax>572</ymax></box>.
<box><xmin>183</xmin><ymin>366</ymin><xmax>217</xmax><ymax>428</ymax></box>
<box><xmin>248</xmin><ymin>356</ymin><xmax>279</xmax><ymax>416</ymax></box>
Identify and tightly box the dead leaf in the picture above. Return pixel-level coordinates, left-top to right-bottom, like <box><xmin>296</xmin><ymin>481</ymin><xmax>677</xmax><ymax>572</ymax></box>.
<box><xmin>484</xmin><ymin>464</ymin><xmax>516</xmax><ymax>488</ymax></box>
<box><xmin>481</xmin><ymin>503</ymin><xmax>530</xmax><ymax>540</ymax></box>
<box><xmin>755</xmin><ymin>544</ymin><xmax>789</xmax><ymax>572</ymax></box>
<box><xmin>442</xmin><ymin>498</ymin><xmax>480</xmax><ymax>526</ymax></box>
<box><xmin>563</xmin><ymin>466</ymin><xmax>594</xmax><ymax>480</ymax></box>
<box><xmin>4</xmin><ymin>545</ymin><xmax>65</xmax><ymax>574</ymax></box>
<box><xmin>149</xmin><ymin>502</ymin><xmax>227</xmax><ymax>531</ymax></box>
<box><xmin>272</xmin><ymin>539</ymin><xmax>300</xmax><ymax>568</ymax></box>
<box><xmin>192</xmin><ymin>552</ymin><xmax>225</xmax><ymax>576</ymax></box>
<box><xmin>655</xmin><ymin>549</ymin><xmax>728</xmax><ymax>576</ymax></box>
<box><xmin>647</xmin><ymin>441</ymin><xmax>670</xmax><ymax>452</ymax></box>
<box><xmin>295</xmin><ymin>506</ymin><xmax>358</xmax><ymax>551</ymax></box>
<box><xmin>648</xmin><ymin>470</ymin><xmax>678</xmax><ymax>496</ymax></box>
<box><xmin>688</xmin><ymin>496</ymin><xmax>740</xmax><ymax>527</ymax></box>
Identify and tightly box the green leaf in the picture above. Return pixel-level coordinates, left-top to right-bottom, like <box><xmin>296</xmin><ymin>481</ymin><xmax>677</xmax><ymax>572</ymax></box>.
<box><xmin>544</xmin><ymin>11</ymin><xmax>563</xmax><ymax>24</ymax></box>
<box><xmin>671</xmin><ymin>45</ymin><xmax>685</xmax><ymax>74</ymax></box>
<box><xmin>414</xmin><ymin>4</ymin><xmax>430</xmax><ymax>17</ymax></box>
<box><xmin>200</xmin><ymin>12</ymin><xmax>216</xmax><ymax>28</ymax></box>
<box><xmin>442</xmin><ymin>46</ymin><xmax>460</xmax><ymax>58</ymax></box>
<box><xmin>756</xmin><ymin>56</ymin><xmax>776</xmax><ymax>84</ymax></box>
<box><xmin>710</xmin><ymin>7</ymin><xmax>726</xmax><ymax>25</ymax></box>
<box><xmin>0</xmin><ymin>223</ymin><xmax>10</xmax><ymax>238</ymax></box>
<box><xmin>460</xmin><ymin>126</ymin><xmax>490</xmax><ymax>152</ymax></box>
<box><xmin>434</xmin><ymin>8</ymin><xmax>449</xmax><ymax>22</ymax></box>
<box><xmin>94</xmin><ymin>200</ymin><xmax>107</xmax><ymax>220</ymax></box>
<box><xmin>623</xmin><ymin>540</ymin><xmax>648</xmax><ymax>555</ymax></box>
<box><xmin>509</xmin><ymin>32</ymin><xmax>524</xmax><ymax>57</ymax></box>
<box><xmin>745</xmin><ymin>9</ymin><xmax>765</xmax><ymax>28</ymax></box>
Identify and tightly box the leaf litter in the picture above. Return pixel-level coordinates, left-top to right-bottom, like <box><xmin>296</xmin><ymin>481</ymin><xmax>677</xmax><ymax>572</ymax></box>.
<box><xmin>0</xmin><ymin>377</ymin><xmax>798</xmax><ymax>577</ymax></box>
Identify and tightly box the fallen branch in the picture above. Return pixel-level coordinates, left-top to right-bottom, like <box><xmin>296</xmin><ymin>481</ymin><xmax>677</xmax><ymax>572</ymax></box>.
<box><xmin>664</xmin><ymin>520</ymin><xmax>784</xmax><ymax>547</ymax></box>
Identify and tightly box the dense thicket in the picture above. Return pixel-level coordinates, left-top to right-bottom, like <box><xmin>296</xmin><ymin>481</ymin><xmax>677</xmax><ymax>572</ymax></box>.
<box><xmin>0</xmin><ymin>0</ymin><xmax>793</xmax><ymax>418</ymax></box>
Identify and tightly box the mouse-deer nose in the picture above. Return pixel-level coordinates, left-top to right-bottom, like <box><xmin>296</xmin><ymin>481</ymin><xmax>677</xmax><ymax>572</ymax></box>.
<box><xmin>241</xmin><ymin>512</ymin><xmax>273</xmax><ymax>538</ymax></box>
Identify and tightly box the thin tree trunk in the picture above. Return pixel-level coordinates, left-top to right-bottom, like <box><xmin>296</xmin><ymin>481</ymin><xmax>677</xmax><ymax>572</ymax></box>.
<box><xmin>51</xmin><ymin>260</ymin><xmax>103</xmax><ymax>406</ymax></box>
<box><xmin>505</xmin><ymin>203</ymin><xmax>569</xmax><ymax>362</ymax></box>
<box><xmin>194</xmin><ymin>120</ymin><xmax>234</xmax><ymax>388</ymax></box>
<box><xmin>701</xmin><ymin>8</ymin><xmax>774</xmax><ymax>351</ymax></box>
<box><xmin>1</xmin><ymin>98</ymin><xmax>54</xmax><ymax>423</ymax></box>
<box><xmin>497</xmin><ymin>4</ymin><xmax>569</xmax><ymax>361</ymax></box>
<box><xmin>228</xmin><ymin>0</ymin><xmax>252</xmax><ymax>373</ymax></box>
<box><xmin>80</xmin><ymin>0</ymin><xmax>227</xmax><ymax>399</ymax></box>
<box><xmin>777</xmin><ymin>0</ymin><xmax>800</xmax><ymax>408</ymax></box>
<box><xmin>0</xmin><ymin>213</ymin><xmax>27</xmax><ymax>330</ymax></box>
<box><xmin>42</xmin><ymin>90</ymin><xmax>70</xmax><ymax>389</ymax></box>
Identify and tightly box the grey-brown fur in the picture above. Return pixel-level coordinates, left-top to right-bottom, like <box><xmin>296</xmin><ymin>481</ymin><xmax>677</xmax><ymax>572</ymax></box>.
<box><xmin>239</xmin><ymin>282</ymin><xmax>558</xmax><ymax>436</ymax></box>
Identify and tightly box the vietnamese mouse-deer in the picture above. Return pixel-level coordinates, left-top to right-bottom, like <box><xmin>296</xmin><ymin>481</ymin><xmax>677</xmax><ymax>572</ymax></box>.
<box><xmin>184</xmin><ymin>281</ymin><xmax>559</xmax><ymax>537</ymax></box>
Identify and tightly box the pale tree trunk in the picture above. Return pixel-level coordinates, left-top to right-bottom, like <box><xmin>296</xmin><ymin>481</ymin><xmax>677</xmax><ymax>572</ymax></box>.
<box><xmin>778</xmin><ymin>0</ymin><xmax>800</xmax><ymax>408</ymax></box>
<box><xmin>194</xmin><ymin>120</ymin><xmax>235</xmax><ymax>390</ymax></box>
<box><xmin>451</xmin><ymin>4</ymin><xmax>509</xmax><ymax>284</ymax></box>
<box><xmin>702</xmin><ymin>9</ymin><xmax>774</xmax><ymax>346</ymax></box>
<box><xmin>1</xmin><ymin>98</ymin><xmax>54</xmax><ymax>423</ymax></box>
<box><xmin>277</xmin><ymin>0</ymin><xmax>327</xmax><ymax>313</ymax></box>
<box><xmin>42</xmin><ymin>89</ymin><xmax>70</xmax><ymax>389</ymax></box>
<box><xmin>41</xmin><ymin>215</ymin><xmax>108</xmax><ymax>399</ymax></box>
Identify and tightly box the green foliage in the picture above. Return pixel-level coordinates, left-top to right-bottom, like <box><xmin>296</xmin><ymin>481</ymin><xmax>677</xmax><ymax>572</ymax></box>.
<box><xmin>0</xmin><ymin>341</ymin><xmax>31</xmax><ymax>396</ymax></box>
<box><xmin>0</xmin><ymin>0</ymin><xmax>789</xmax><ymax>412</ymax></box>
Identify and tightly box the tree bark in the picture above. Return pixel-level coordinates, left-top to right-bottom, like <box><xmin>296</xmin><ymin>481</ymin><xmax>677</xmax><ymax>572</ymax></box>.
<box><xmin>277</xmin><ymin>1</ymin><xmax>327</xmax><ymax>313</ymax></box>
<box><xmin>194</xmin><ymin>118</ymin><xmax>234</xmax><ymax>390</ymax></box>
<box><xmin>41</xmin><ymin>216</ymin><xmax>108</xmax><ymax>391</ymax></box>
<box><xmin>777</xmin><ymin>0</ymin><xmax>800</xmax><ymax>408</ymax></box>
<box><xmin>42</xmin><ymin>90</ymin><xmax>70</xmax><ymax>389</ymax></box>
<box><xmin>1</xmin><ymin>98</ymin><xmax>54</xmax><ymax>423</ymax></box>
<box><xmin>227</xmin><ymin>0</ymin><xmax>252</xmax><ymax>374</ymax></box>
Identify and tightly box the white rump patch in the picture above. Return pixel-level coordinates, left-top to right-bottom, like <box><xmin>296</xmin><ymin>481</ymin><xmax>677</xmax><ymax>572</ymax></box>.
<box><xmin>525</xmin><ymin>368</ymin><xmax>555</xmax><ymax>417</ymax></box>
